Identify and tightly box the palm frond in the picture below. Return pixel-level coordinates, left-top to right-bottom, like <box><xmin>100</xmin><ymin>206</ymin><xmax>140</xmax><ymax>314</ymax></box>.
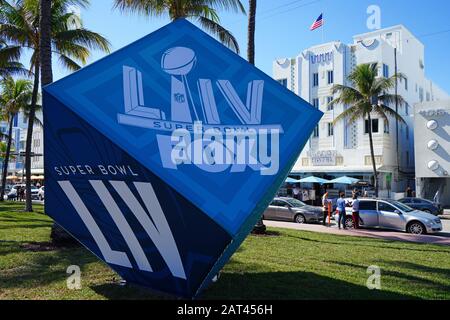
<box><xmin>58</xmin><ymin>54</ymin><xmax>81</xmax><ymax>71</ymax></box>
<box><xmin>373</xmin><ymin>104</ymin><xmax>406</xmax><ymax>124</ymax></box>
<box><xmin>196</xmin><ymin>15</ymin><xmax>239</xmax><ymax>53</ymax></box>
<box><xmin>333</xmin><ymin>103</ymin><xmax>365</xmax><ymax>125</ymax></box>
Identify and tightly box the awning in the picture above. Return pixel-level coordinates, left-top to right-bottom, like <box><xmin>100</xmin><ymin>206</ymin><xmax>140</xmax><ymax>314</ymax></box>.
<box><xmin>328</xmin><ymin>176</ymin><xmax>360</xmax><ymax>185</ymax></box>
<box><xmin>285</xmin><ymin>177</ymin><xmax>301</xmax><ymax>183</ymax></box>
<box><xmin>299</xmin><ymin>176</ymin><xmax>330</xmax><ymax>184</ymax></box>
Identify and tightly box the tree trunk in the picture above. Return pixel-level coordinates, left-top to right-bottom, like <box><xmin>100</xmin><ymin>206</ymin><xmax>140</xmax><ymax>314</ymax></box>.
<box><xmin>247</xmin><ymin>0</ymin><xmax>265</xmax><ymax>234</ymax></box>
<box><xmin>247</xmin><ymin>0</ymin><xmax>256</xmax><ymax>65</ymax></box>
<box><xmin>0</xmin><ymin>117</ymin><xmax>14</xmax><ymax>201</ymax></box>
<box><xmin>24</xmin><ymin>62</ymin><xmax>40</xmax><ymax>212</ymax></box>
<box><xmin>40</xmin><ymin>0</ymin><xmax>53</xmax><ymax>85</ymax></box>
<box><xmin>40</xmin><ymin>0</ymin><xmax>77</xmax><ymax>245</ymax></box>
<box><xmin>367</xmin><ymin>113</ymin><xmax>379</xmax><ymax>197</ymax></box>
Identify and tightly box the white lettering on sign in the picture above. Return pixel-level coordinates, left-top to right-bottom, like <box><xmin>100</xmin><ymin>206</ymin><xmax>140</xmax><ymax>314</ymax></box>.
<box><xmin>58</xmin><ymin>180</ymin><xmax>186</xmax><ymax>279</ymax></box>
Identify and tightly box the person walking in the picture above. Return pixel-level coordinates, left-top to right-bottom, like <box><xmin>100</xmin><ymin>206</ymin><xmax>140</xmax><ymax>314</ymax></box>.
<box><xmin>351</xmin><ymin>194</ymin><xmax>360</xmax><ymax>229</ymax></box>
<box><xmin>336</xmin><ymin>192</ymin><xmax>347</xmax><ymax>230</ymax></box>
<box><xmin>405</xmin><ymin>187</ymin><xmax>413</xmax><ymax>198</ymax></box>
<box><xmin>322</xmin><ymin>192</ymin><xmax>330</xmax><ymax>226</ymax></box>
<box><xmin>293</xmin><ymin>184</ymin><xmax>300</xmax><ymax>200</ymax></box>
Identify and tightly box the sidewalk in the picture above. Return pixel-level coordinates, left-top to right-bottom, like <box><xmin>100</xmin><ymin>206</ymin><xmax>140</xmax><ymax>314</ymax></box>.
<box><xmin>263</xmin><ymin>220</ymin><xmax>450</xmax><ymax>246</ymax></box>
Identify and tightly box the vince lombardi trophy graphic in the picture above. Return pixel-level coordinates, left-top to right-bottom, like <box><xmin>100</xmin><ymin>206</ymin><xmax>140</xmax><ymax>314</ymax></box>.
<box><xmin>161</xmin><ymin>47</ymin><xmax>202</xmax><ymax>123</ymax></box>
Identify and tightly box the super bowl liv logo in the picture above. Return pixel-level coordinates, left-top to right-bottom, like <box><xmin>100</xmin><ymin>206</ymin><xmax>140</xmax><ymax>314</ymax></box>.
<box><xmin>117</xmin><ymin>47</ymin><xmax>282</xmax><ymax>175</ymax></box>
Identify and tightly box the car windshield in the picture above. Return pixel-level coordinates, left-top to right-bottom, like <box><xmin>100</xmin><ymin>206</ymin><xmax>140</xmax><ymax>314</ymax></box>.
<box><xmin>286</xmin><ymin>198</ymin><xmax>306</xmax><ymax>207</ymax></box>
<box><xmin>385</xmin><ymin>199</ymin><xmax>414</xmax><ymax>212</ymax></box>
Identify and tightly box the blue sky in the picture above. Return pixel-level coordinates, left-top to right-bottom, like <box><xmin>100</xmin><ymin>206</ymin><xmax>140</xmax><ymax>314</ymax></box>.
<box><xmin>49</xmin><ymin>0</ymin><xmax>450</xmax><ymax>93</ymax></box>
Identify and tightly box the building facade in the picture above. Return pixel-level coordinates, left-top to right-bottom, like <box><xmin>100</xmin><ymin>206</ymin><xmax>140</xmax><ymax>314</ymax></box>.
<box><xmin>0</xmin><ymin>111</ymin><xmax>44</xmax><ymax>181</ymax></box>
<box><xmin>414</xmin><ymin>100</ymin><xmax>450</xmax><ymax>207</ymax></box>
<box><xmin>273</xmin><ymin>25</ymin><xmax>449</xmax><ymax>197</ymax></box>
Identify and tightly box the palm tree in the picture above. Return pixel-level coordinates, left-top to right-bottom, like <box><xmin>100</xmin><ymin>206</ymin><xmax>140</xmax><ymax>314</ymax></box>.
<box><xmin>0</xmin><ymin>76</ymin><xmax>33</xmax><ymax>201</ymax></box>
<box><xmin>331</xmin><ymin>63</ymin><xmax>405</xmax><ymax>197</ymax></box>
<box><xmin>0</xmin><ymin>0</ymin><xmax>110</xmax><ymax>211</ymax></box>
<box><xmin>0</xmin><ymin>42</ymin><xmax>27</xmax><ymax>77</ymax></box>
<box><xmin>246</xmin><ymin>0</ymin><xmax>264</xmax><ymax>234</ymax></box>
<box><xmin>113</xmin><ymin>0</ymin><xmax>245</xmax><ymax>53</ymax></box>
<box><xmin>247</xmin><ymin>0</ymin><xmax>255</xmax><ymax>64</ymax></box>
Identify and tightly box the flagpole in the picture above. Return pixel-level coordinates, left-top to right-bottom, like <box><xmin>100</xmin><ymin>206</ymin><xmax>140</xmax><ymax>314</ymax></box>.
<box><xmin>321</xmin><ymin>14</ymin><xmax>324</xmax><ymax>43</ymax></box>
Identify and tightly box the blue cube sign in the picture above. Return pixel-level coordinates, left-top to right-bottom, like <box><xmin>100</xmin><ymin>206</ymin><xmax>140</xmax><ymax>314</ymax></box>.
<box><xmin>43</xmin><ymin>19</ymin><xmax>322</xmax><ymax>297</ymax></box>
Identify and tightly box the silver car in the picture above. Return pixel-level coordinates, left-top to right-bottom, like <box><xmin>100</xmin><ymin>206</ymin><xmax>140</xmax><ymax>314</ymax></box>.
<box><xmin>334</xmin><ymin>198</ymin><xmax>442</xmax><ymax>234</ymax></box>
<box><xmin>263</xmin><ymin>197</ymin><xmax>323</xmax><ymax>224</ymax></box>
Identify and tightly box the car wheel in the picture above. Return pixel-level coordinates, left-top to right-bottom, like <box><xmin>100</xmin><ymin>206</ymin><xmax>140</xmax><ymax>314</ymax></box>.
<box><xmin>295</xmin><ymin>214</ymin><xmax>306</xmax><ymax>224</ymax></box>
<box><xmin>344</xmin><ymin>216</ymin><xmax>354</xmax><ymax>229</ymax></box>
<box><xmin>407</xmin><ymin>221</ymin><xmax>426</xmax><ymax>235</ymax></box>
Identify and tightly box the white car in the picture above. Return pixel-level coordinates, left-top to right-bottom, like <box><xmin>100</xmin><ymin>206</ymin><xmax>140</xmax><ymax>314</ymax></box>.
<box><xmin>38</xmin><ymin>186</ymin><xmax>45</xmax><ymax>200</ymax></box>
<box><xmin>334</xmin><ymin>198</ymin><xmax>442</xmax><ymax>234</ymax></box>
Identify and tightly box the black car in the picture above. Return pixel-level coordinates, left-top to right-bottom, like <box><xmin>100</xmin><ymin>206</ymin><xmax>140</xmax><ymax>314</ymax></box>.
<box><xmin>398</xmin><ymin>197</ymin><xmax>443</xmax><ymax>216</ymax></box>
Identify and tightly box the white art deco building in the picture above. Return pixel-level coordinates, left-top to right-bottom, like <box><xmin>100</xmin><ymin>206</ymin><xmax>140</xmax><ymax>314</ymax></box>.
<box><xmin>273</xmin><ymin>25</ymin><xmax>449</xmax><ymax>198</ymax></box>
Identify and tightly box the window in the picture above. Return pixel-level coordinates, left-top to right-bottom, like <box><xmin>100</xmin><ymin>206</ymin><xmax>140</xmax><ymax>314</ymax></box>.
<box><xmin>383</xmin><ymin>120</ymin><xmax>390</xmax><ymax>134</ymax></box>
<box><xmin>405</xmin><ymin>103</ymin><xmax>409</xmax><ymax>115</ymax></box>
<box><xmin>406</xmin><ymin>151</ymin><xmax>410</xmax><ymax>166</ymax></box>
<box><xmin>312</xmin><ymin>73</ymin><xmax>319</xmax><ymax>87</ymax></box>
<box><xmin>327</xmin><ymin>96</ymin><xmax>334</xmax><ymax>111</ymax></box>
<box><xmin>359</xmin><ymin>201</ymin><xmax>377</xmax><ymax>211</ymax></box>
<box><xmin>327</xmin><ymin>123</ymin><xmax>334</xmax><ymax>136</ymax></box>
<box><xmin>404</xmin><ymin>77</ymin><xmax>408</xmax><ymax>91</ymax></box>
<box><xmin>426</xmin><ymin>92</ymin><xmax>430</xmax><ymax>102</ymax></box>
<box><xmin>312</xmin><ymin>98</ymin><xmax>319</xmax><ymax>108</ymax></box>
<box><xmin>327</xmin><ymin>70</ymin><xmax>334</xmax><ymax>84</ymax></box>
<box><xmin>382</xmin><ymin>64</ymin><xmax>389</xmax><ymax>78</ymax></box>
<box><xmin>378</xmin><ymin>202</ymin><xmax>396</xmax><ymax>212</ymax></box>
<box><xmin>313</xmin><ymin>125</ymin><xmax>319</xmax><ymax>138</ymax></box>
<box><xmin>271</xmin><ymin>200</ymin><xmax>286</xmax><ymax>207</ymax></box>
<box><xmin>277</xmin><ymin>78</ymin><xmax>287</xmax><ymax>87</ymax></box>
<box><xmin>406</xmin><ymin>125</ymin><xmax>409</xmax><ymax>140</ymax></box>
<box><xmin>364</xmin><ymin>119</ymin><xmax>379</xmax><ymax>133</ymax></box>
<box><xmin>419</xmin><ymin>87</ymin><xmax>424</xmax><ymax>102</ymax></box>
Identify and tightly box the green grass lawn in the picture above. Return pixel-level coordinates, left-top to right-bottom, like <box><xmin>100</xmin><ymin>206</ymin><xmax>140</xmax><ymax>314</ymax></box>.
<box><xmin>0</xmin><ymin>201</ymin><xmax>449</xmax><ymax>300</ymax></box>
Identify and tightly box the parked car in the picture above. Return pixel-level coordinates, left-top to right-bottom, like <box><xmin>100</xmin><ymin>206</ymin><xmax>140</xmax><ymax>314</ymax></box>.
<box><xmin>26</xmin><ymin>185</ymin><xmax>40</xmax><ymax>200</ymax></box>
<box><xmin>38</xmin><ymin>186</ymin><xmax>45</xmax><ymax>200</ymax></box>
<box><xmin>398</xmin><ymin>197</ymin><xmax>443</xmax><ymax>216</ymax></box>
<box><xmin>7</xmin><ymin>184</ymin><xmax>40</xmax><ymax>200</ymax></box>
<box><xmin>333</xmin><ymin>198</ymin><xmax>442</xmax><ymax>235</ymax></box>
<box><xmin>263</xmin><ymin>197</ymin><xmax>324</xmax><ymax>224</ymax></box>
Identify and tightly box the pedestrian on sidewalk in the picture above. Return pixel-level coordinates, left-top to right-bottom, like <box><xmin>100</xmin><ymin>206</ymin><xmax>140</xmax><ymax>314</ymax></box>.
<box><xmin>336</xmin><ymin>192</ymin><xmax>347</xmax><ymax>230</ymax></box>
<box><xmin>293</xmin><ymin>184</ymin><xmax>300</xmax><ymax>200</ymax></box>
<box><xmin>351</xmin><ymin>194</ymin><xmax>360</xmax><ymax>229</ymax></box>
<box><xmin>322</xmin><ymin>192</ymin><xmax>330</xmax><ymax>226</ymax></box>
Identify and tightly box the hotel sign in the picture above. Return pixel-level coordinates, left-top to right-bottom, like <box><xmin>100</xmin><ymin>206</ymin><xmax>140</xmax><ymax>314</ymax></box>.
<box><xmin>308</xmin><ymin>150</ymin><xmax>337</xmax><ymax>166</ymax></box>
<box><xmin>419</xmin><ymin>109</ymin><xmax>449</xmax><ymax>117</ymax></box>
<box><xmin>43</xmin><ymin>19</ymin><xmax>322</xmax><ymax>298</ymax></box>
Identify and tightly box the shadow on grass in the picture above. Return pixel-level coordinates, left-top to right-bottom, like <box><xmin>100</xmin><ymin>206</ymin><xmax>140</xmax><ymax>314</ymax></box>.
<box><xmin>91</xmin><ymin>283</ymin><xmax>174</xmax><ymax>300</ymax></box>
<box><xmin>326</xmin><ymin>260</ymin><xmax>450</xmax><ymax>294</ymax></box>
<box><xmin>378</xmin><ymin>260</ymin><xmax>450</xmax><ymax>279</ymax></box>
<box><xmin>202</xmin><ymin>266</ymin><xmax>418</xmax><ymax>300</ymax></box>
<box><xmin>0</xmin><ymin>246</ymin><xmax>98</xmax><ymax>290</ymax></box>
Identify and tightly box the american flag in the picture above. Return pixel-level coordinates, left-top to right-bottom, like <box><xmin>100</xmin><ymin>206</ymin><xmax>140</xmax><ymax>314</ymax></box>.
<box><xmin>310</xmin><ymin>13</ymin><xmax>323</xmax><ymax>31</ymax></box>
